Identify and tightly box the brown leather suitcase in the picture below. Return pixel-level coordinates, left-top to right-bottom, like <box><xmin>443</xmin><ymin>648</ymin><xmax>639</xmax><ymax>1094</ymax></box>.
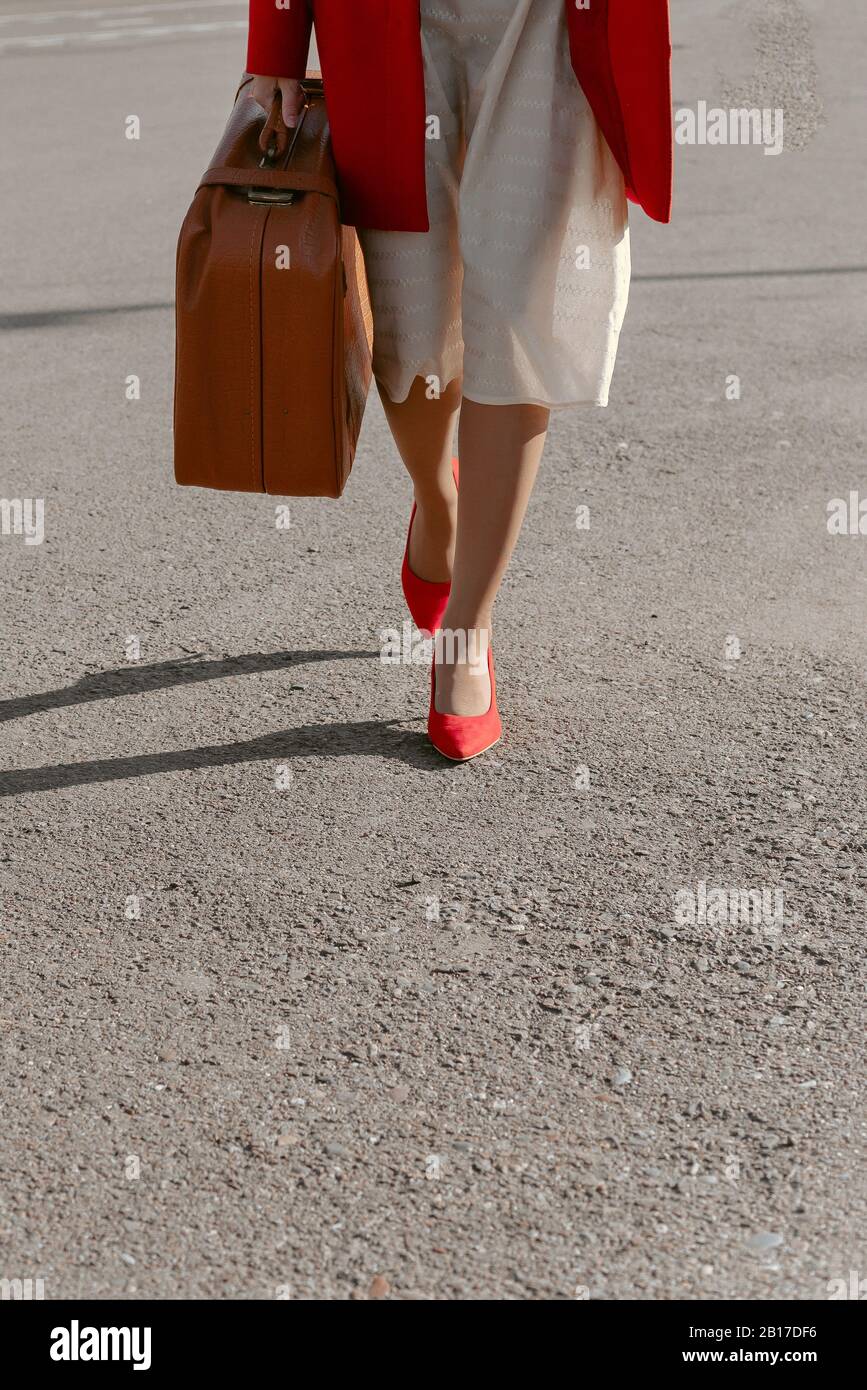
<box><xmin>174</xmin><ymin>76</ymin><xmax>373</xmax><ymax>498</ymax></box>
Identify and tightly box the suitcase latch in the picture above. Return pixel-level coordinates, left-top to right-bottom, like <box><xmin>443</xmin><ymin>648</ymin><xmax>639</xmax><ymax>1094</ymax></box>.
<box><xmin>247</xmin><ymin>187</ymin><xmax>298</xmax><ymax>206</ymax></box>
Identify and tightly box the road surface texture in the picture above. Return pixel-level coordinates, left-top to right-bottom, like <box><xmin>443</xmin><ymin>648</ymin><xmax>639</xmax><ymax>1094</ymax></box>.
<box><xmin>0</xmin><ymin>0</ymin><xmax>864</xmax><ymax>1300</ymax></box>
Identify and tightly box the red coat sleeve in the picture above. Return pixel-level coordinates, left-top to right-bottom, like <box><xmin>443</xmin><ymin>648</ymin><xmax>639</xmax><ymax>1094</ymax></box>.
<box><xmin>247</xmin><ymin>0</ymin><xmax>313</xmax><ymax>78</ymax></box>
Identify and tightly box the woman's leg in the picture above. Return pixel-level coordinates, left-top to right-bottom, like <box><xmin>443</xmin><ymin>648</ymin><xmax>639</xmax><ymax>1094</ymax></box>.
<box><xmin>379</xmin><ymin>375</ymin><xmax>462</xmax><ymax>584</ymax></box>
<box><xmin>380</xmin><ymin>379</ymin><xmax>548</xmax><ymax>717</ymax></box>
<box><xmin>436</xmin><ymin>399</ymin><xmax>550</xmax><ymax>716</ymax></box>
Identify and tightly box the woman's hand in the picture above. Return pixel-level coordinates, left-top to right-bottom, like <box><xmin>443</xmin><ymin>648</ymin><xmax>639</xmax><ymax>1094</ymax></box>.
<box><xmin>250</xmin><ymin>74</ymin><xmax>303</xmax><ymax>128</ymax></box>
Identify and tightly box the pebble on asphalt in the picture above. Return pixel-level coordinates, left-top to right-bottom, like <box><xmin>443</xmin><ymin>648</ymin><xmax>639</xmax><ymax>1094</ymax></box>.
<box><xmin>747</xmin><ymin>1233</ymin><xmax>784</xmax><ymax>1251</ymax></box>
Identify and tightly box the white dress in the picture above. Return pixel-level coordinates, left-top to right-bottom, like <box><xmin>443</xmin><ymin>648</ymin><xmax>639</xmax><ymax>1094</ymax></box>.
<box><xmin>357</xmin><ymin>0</ymin><xmax>631</xmax><ymax>409</ymax></box>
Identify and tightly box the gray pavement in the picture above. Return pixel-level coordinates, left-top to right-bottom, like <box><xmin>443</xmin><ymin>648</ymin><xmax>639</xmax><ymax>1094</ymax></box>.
<box><xmin>0</xmin><ymin>0</ymin><xmax>864</xmax><ymax>1300</ymax></box>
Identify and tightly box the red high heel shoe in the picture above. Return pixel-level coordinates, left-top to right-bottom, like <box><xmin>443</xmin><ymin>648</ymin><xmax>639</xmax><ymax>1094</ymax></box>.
<box><xmin>401</xmin><ymin>458</ymin><xmax>459</xmax><ymax>636</ymax></box>
<box><xmin>428</xmin><ymin>644</ymin><xmax>501</xmax><ymax>762</ymax></box>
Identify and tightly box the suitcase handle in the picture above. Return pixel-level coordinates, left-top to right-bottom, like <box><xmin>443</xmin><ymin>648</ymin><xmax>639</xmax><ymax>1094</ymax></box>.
<box><xmin>258</xmin><ymin>94</ymin><xmax>291</xmax><ymax>162</ymax></box>
<box><xmin>211</xmin><ymin>76</ymin><xmax>330</xmax><ymax>205</ymax></box>
<box><xmin>257</xmin><ymin>77</ymin><xmax>324</xmax><ymax>163</ymax></box>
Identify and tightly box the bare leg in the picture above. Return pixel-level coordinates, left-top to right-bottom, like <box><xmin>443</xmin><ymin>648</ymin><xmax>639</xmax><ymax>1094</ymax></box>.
<box><xmin>436</xmin><ymin>399</ymin><xmax>550</xmax><ymax>716</ymax></box>
<box><xmin>378</xmin><ymin>379</ymin><xmax>549</xmax><ymax>717</ymax></box>
<box><xmin>379</xmin><ymin>375</ymin><xmax>461</xmax><ymax>583</ymax></box>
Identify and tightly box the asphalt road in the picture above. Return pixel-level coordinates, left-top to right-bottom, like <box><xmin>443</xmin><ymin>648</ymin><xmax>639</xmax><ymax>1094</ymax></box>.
<box><xmin>0</xmin><ymin>0</ymin><xmax>864</xmax><ymax>1300</ymax></box>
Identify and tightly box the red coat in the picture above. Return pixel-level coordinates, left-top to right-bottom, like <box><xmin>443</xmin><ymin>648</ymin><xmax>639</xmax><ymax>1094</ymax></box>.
<box><xmin>247</xmin><ymin>0</ymin><xmax>672</xmax><ymax>232</ymax></box>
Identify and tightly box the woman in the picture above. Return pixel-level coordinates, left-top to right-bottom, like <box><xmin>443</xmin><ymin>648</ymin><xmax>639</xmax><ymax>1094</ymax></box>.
<box><xmin>247</xmin><ymin>0</ymin><xmax>673</xmax><ymax>760</ymax></box>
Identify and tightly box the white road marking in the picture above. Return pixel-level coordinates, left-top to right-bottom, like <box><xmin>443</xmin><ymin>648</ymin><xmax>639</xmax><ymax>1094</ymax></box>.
<box><xmin>97</xmin><ymin>16</ymin><xmax>157</xmax><ymax>26</ymax></box>
<box><xmin>0</xmin><ymin>20</ymin><xmax>248</xmax><ymax>51</ymax></box>
<box><xmin>0</xmin><ymin>2</ymin><xmax>245</xmax><ymax>24</ymax></box>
